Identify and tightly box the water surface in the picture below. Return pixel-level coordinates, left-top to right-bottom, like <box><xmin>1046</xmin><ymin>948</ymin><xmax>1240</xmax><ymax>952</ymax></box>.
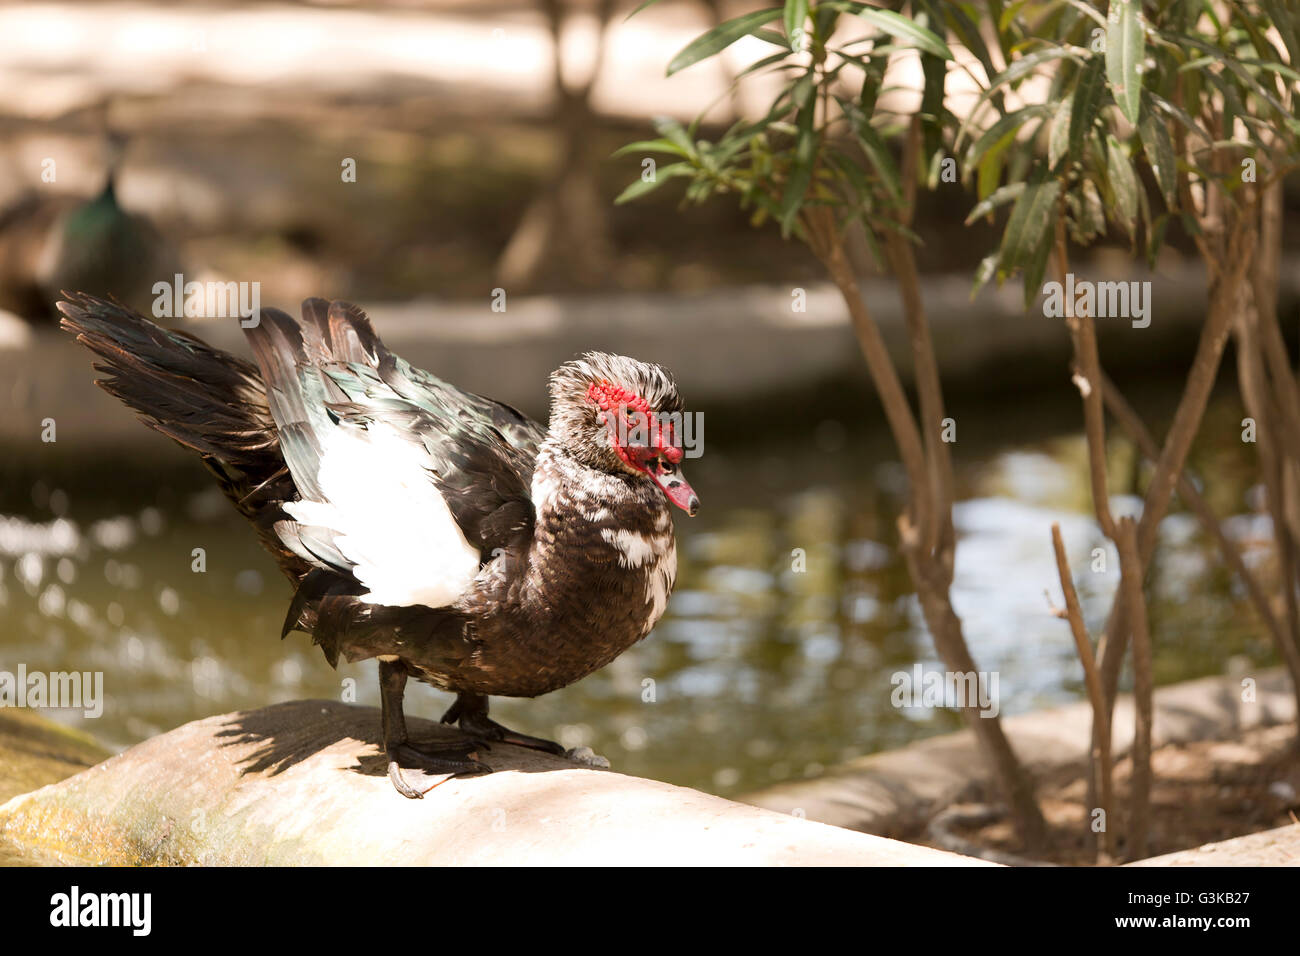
<box><xmin>0</xmin><ymin>376</ymin><xmax>1277</xmax><ymax>800</ymax></box>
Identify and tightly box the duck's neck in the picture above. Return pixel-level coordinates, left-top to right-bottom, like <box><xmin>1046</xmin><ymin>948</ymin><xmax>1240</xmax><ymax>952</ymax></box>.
<box><xmin>525</xmin><ymin>444</ymin><xmax>676</xmax><ymax>624</ymax></box>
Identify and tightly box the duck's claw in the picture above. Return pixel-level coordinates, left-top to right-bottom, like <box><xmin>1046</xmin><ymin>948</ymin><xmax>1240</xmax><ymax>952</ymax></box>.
<box><xmin>386</xmin><ymin>742</ymin><xmax>490</xmax><ymax>799</ymax></box>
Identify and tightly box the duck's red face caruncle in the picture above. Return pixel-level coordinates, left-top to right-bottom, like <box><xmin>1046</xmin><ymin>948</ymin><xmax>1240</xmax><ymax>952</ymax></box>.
<box><xmin>588</xmin><ymin>380</ymin><xmax>699</xmax><ymax>516</ymax></box>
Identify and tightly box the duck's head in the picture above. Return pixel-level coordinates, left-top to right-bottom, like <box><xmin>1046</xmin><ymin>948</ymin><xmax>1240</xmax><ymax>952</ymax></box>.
<box><xmin>546</xmin><ymin>351</ymin><xmax>700</xmax><ymax>516</ymax></box>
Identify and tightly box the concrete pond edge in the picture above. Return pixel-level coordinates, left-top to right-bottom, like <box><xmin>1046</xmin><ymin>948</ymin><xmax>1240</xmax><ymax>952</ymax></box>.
<box><xmin>739</xmin><ymin>668</ymin><xmax>1298</xmax><ymax>864</ymax></box>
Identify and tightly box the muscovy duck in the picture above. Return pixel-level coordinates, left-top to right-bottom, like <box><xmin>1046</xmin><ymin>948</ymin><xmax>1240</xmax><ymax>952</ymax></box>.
<box><xmin>59</xmin><ymin>293</ymin><xmax>699</xmax><ymax>797</ymax></box>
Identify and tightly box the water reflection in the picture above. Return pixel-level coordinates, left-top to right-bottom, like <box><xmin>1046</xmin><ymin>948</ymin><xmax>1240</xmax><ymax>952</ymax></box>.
<box><xmin>0</xmin><ymin>384</ymin><xmax>1278</xmax><ymax>797</ymax></box>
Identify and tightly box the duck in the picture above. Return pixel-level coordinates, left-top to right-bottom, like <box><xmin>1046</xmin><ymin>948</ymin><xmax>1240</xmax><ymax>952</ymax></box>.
<box><xmin>59</xmin><ymin>292</ymin><xmax>698</xmax><ymax>797</ymax></box>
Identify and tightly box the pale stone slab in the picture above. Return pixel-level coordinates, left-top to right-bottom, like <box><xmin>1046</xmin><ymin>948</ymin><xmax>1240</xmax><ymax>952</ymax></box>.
<box><xmin>0</xmin><ymin>700</ymin><xmax>990</xmax><ymax>866</ymax></box>
<box><xmin>1128</xmin><ymin>825</ymin><xmax>1300</xmax><ymax>867</ymax></box>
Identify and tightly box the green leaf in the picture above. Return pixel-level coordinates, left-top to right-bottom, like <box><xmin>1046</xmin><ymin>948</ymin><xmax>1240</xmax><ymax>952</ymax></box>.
<box><xmin>1239</xmin><ymin>59</ymin><xmax>1300</xmax><ymax>86</ymax></box>
<box><xmin>791</xmin><ymin>69</ymin><xmax>815</xmax><ymax>111</ymax></box>
<box><xmin>706</xmin><ymin>132</ymin><xmax>751</xmax><ymax>169</ymax></box>
<box><xmin>667</xmin><ymin>8</ymin><xmax>784</xmax><ymax>75</ymax></box>
<box><xmin>858</xmin><ymin>69</ymin><xmax>880</xmax><ymax>116</ymax></box>
<box><xmin>780</xmin><ymin>81</ymin><xmax>819</xmax><ymax>234</ymax></box>
<box><xmin>625</xmin><ymin>0</ymin><xmax>664</xmax><ymax>21</ymax></box>
<box><xmin>1138</xmin><ymin>98</ymin><xmax>1177</xmax><ymax>209</ymax></box>
<box><xmin>783</xmin><ymin>0</ymin><xmax>809</xmax><ymax>50</ymax></box>
<box><xmin>614</xmin><ymin>163</ymin><xmax>693</xmax><ymax>205</ymax></box>
<box><xmin>651</xmin><ymin>117</ymin><xmax>698</xmax><ymax>157</ymax></box>
<box><xmin>857</xmin><ymin>121</ymin><xmax>901</xmax><ymax>201</ymax></box>
<box><xmin>945</xmin><ymin>3</ymin><xmax>1001</xmax><ymax>103</ymax></box>
<box><xmin>1021</xmin><ymin>215</ymin><xmax>1056</xmax><ymax>307</ymax></box>
<box><xmin>988</xmin><ymin>0</ymin><xmax>1015</xmax><ymax>65</ymax></box>
<box><xmin>1062</xmin><ymin>0</ymin><xmax>1107</xmax><ymax>30</ymax></box>
<box><xmin>1262</xmin><ymin>0</ymin><xmax>1300</xmax><ymax>68</ymax></box>
<box><xmin>998</xmin><ymin>0</ymin><xmax>1028</xmax><ymax>34</ymax></box>
<box><xmin>964</xmin><ymin>106</ymin><xmax>1049</xmax><ymax>171</ymax></box>
<box><xmin>1219</xmin><ymin>57</ymin><xmax>1292</xmax><ymax>120</ymax></box>
<box><xmin>1105</xmin><ymin>133</ymin><xmax>1138</xmax><ymax>235</ymax></box>
<box><xmin>736</xmin><ymin>50</ymin><xmax>800</xmax><ymax>80</ymax></box>
<box><xmin>827</xmin><ymin>149</ymin><xmax>873</xmax><ymax>205</ymax></box>
<box><xmin>1106</xmin><ymin>0</ymin><xmax>1144</xmax><ymax>124</ymax></box>
<box><xmin>848</xmin><ymin>6</ymin><xmax>953</xmax><ymax>60</ymax></box>
<box><xmin>857</xmin><ymin>48</ymin><xmax>890</xmax><ymax>116</ymax></box>
<box><xmin>920</xmin><ymin>50</ymin><xmax>948</xmax><ymax>163</ymax></box>
<box><xmin>957</xmin><ymin>47</ymin><xmax>1081</xmax><ymax>148</ymax></box>
<box><xmin>755</xmin><ymin>28</ymin><xmax>795</xmax><ymax>48</ymax></box>
<box><xmin>1172</xmin><ymin>34</ymin><xmax>1293</xmax><ymax>119</ymax></box>
<box><xmin>965</xmin><ymin>182</ymin><xmax>1026</xmax><ymax>224</ymax></box>
<box><xmin>839</xmin><ymin>96</ymin><xmax>902</xmax><ymax>201</ymax></box>
<box><xmin>814</xmin><ymin>3</ymin><xmax>841</xmax><ymax>46</ymax></box>
<box><xmin>999</xmin><ymin>167</ymin><xmax>1060</xmax><ymax>274</ymax></box>
<box><xmin>858</xmin><ymin>220</ymin><xmax>886</xmax><ymax>270</ymax></box>
<box><xmin>611</xmin><ymin>138</ymin><xmax>692</xmax><ymax>159</ymax></box>
<box><xmin>1049</xmin><ymin>98</ymin><xmax>1072</xmax><ymax>169</ymax></box>
<box><xmin>1146</xmin><ymin>92</ymin><xmax>1212</xmax><ymax>144</ymax></box>
<box><xmin>977</xmin><ymin>139</ymin><xmax>1008</xmax><ymax>199</ymax></box>
<box><xmin>1068</xmin><ymin>56</ymin><xmax>1106</xmax><ymax>163</ymax></box>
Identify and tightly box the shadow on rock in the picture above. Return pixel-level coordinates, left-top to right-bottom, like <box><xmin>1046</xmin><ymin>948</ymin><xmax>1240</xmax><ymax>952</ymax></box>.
<box><xmin>213</xmin><ymin>698</ymin><xmax>578</xmax><ymax>786</ymax></box>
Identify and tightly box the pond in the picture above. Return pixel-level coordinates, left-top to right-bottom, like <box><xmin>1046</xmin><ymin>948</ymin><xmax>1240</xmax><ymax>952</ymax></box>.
<box><xmin>0</xmin><ymin>371</ymin><xmax>1278</xmax><ymax>799</ymax></box>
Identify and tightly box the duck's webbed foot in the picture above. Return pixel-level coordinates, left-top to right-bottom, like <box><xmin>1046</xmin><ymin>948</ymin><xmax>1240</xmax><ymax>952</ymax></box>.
<box><xmin>380</xmin><ymin>660</ymin><xmax>489</xmax><ymax>799</ymax></box>
<box><xmin>441</xmin><ymin>692</ymin><xmax>566</xmax><ymax>755</ymax></box>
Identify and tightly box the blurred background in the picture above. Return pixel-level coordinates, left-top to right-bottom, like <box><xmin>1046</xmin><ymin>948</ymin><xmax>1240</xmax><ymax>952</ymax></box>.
<box><xmin>0</xmin><ymin>0</ymin><xmax>1296</xmax><ymax>798</ymax></box>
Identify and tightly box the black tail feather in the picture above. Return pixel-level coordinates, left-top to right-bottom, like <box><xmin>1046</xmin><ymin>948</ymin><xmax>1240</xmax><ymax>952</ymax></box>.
<box><xmin>58</xmin><ymin>292</ymin><xmax>274</xmax><ymax>463</ymax></box>
<box><xmin>59</xmin><ymin>292</ymin><xmax>306</xmax><ymax>580</ymax></box>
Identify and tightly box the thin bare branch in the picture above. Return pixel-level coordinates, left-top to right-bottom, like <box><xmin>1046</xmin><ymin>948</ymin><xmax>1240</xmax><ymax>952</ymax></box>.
<box><xmin>1050</xmin><ymin>523</ymin><xmax>1113</xmax><ymax>860</ymax></box>
<box><xmin>1054</xmin><ymin>211</ymin><xmax>1117</xmax><ymax>540</ymax></box>
<box><xmin>1117</xmin><ymin>517</ymin><xmax>1152</xmax><ymax>862</ymax></box>
<box><xmin>805</xmin><ymin>207</ymin><xmax>931</xmax><ymax>542</ymax></box>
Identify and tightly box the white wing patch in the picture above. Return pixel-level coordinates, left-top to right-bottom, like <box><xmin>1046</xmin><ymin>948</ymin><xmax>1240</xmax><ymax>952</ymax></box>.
<box><xmin>285</xmin><ymin>422</ymin><xmax>480</xmax><ymax>607</ymax></box>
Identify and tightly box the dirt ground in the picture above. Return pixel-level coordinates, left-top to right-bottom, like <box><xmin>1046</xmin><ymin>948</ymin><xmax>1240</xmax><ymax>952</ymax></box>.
<box><xmin>927</xmin><ymin>723</ymin><xmax>1300</xmax><ymax>866</ymax></box>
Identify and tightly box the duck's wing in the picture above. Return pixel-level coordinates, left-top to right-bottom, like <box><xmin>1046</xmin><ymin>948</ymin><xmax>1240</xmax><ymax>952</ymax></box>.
<box><xmin>384</xmin><ymin>357</ymin><xmax>545</xmax><ymax>467</ymax></box>
<box><xmin>243</xmin><ymin>299</ymin><xmax>536</xmax><ymax>613</ymax></box>
<box><xmin>296</xmin><ymin>297</ymin><xmax>545</xmax><ymax>467</ymax></box>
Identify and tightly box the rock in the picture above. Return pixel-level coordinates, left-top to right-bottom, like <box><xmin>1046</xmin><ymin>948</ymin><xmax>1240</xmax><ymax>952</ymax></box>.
<box><xmin>1128</xmin><ymin>826</ymin><xmax>1300</xmax><ymax>867</ymax></box>
<box><xmin>0</xmin><ymin>700</ymin><xmax>988</xmax><ymax>866</ymax></box>
<box><xmin>0</xmin><ymin>708</ymin><xmax>111</xmax><ymax>804</ymax></box>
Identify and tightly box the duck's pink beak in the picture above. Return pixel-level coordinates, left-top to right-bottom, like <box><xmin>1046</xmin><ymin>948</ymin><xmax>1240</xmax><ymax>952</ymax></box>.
<box><xmin>645</xmin><ymin>455</ymin><xmax>700</xmax><ymax>516</ymax></box>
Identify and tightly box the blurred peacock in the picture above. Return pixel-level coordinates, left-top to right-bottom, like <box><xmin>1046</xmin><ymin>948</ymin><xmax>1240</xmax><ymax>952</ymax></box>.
<box><xmin>0</xmin><ymin>133</ymin><xmax>177</xmax><ymax>324</ymax></box>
